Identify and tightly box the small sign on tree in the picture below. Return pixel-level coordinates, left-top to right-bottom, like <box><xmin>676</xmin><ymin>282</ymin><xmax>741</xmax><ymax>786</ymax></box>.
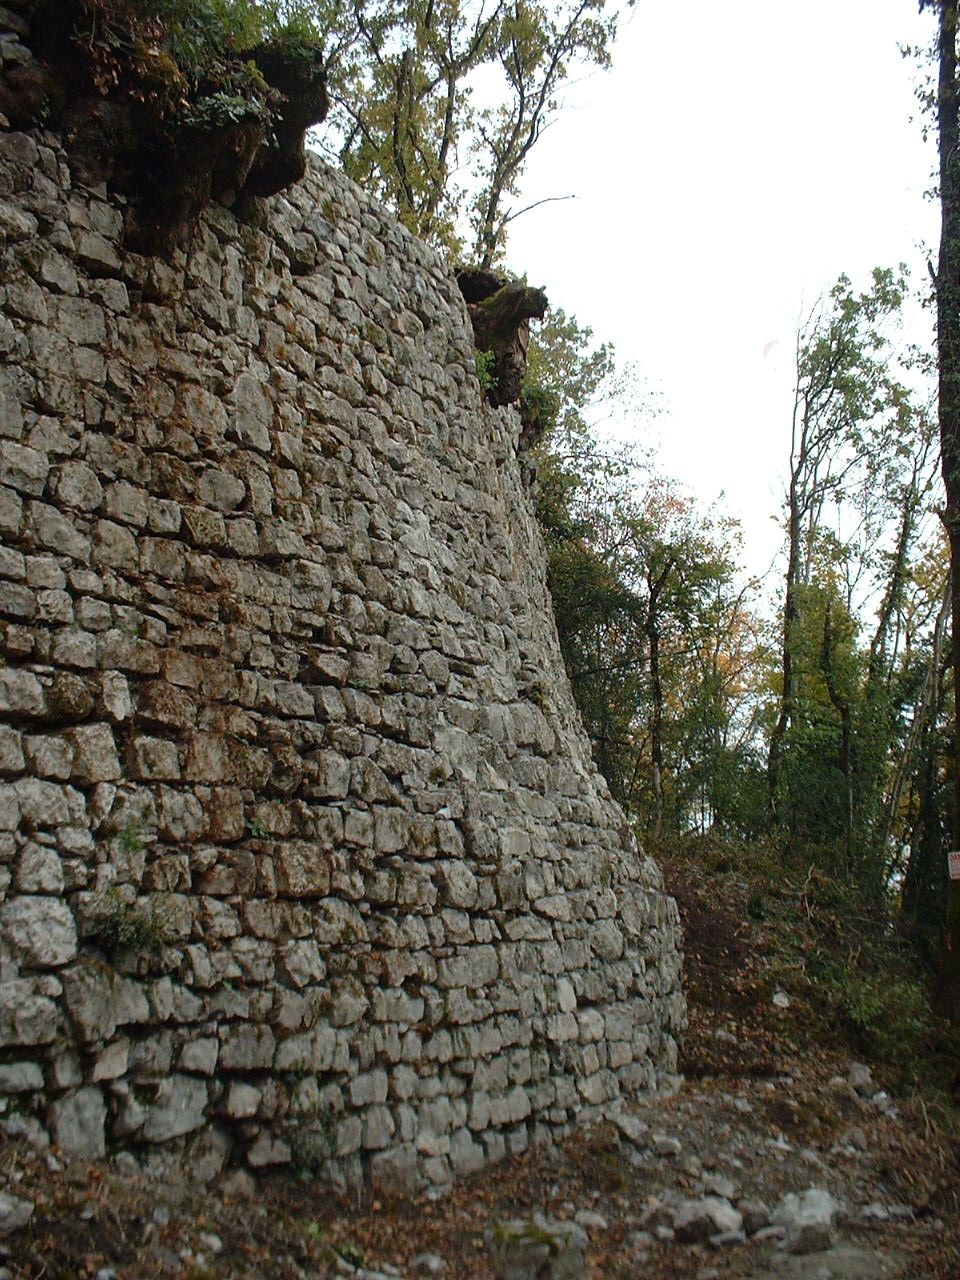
<box><xmin>948</xmin><ymin>851</ymin><xmax>960</xmax><ymax>881</ymax></box>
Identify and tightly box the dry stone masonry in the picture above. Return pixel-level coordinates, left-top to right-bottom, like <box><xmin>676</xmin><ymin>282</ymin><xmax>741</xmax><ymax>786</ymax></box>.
<box><xmin>0</xmin><ymin>91</ymin><xmax>684</xmax><ymax>1187</ymax></box>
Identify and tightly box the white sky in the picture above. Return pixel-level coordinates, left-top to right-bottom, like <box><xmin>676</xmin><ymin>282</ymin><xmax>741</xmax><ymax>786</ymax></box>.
<box><xmin>503</xmin><ymin>0</ymin><xmax>941</xmax><ymax>581</ymax></box>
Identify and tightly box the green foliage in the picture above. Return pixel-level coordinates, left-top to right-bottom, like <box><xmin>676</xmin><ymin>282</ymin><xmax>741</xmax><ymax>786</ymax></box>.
<box><xmin>88</xmin><ymin>887</ymin><xmax>175</xmax><ymax>959</ymax></box>
<box><xmin>671</xmin><ymin>833</ymin><xmax>957</xmax><ymax>1100</ymax></box>
<box><xmin>116</xmin><ymin>820</ymin><xmax>144</xmax><ymax>855</ymax></box>
<box><xmin>789</xmin><ymin>868</ymin><xmax>948</xmax><ymax>1086</ymax></box>
<box><xmin>311</xmin><ymin>1</ymin><xmax>620</xmax><ymax>261</ymax></box>
<box><xmin>525</xmin><ymin>312</ymin><xmax>765</xmax><ymax>833</ymax></box>
<box><xmin>474</xmin><ymin>348</ymin><xmax>498</xmax><ymax>393</ymax></box>
<box><xmin>42</xmin><ymin>0</ymin><xmax>320</xmax><ymax>125</ymax></box>
<box><xmin>829</xmin><ymin>972</ymin><xmax>929</xmax><ymax>1063</ymax></box>
<box><xmin>337</xmin><ymin>1243</ymin><xmax>368</xmax><ymax>1268</ymax></box>
<box><xmin>767</xmin><ymin>265</ymin><xmax>942</xmax><ymax>907</ymax></box>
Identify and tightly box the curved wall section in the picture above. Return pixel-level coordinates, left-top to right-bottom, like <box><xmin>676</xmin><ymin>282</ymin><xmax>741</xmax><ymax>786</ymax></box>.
<box><xmin>0</xmin><ymin>125</ymin><xmax>684</xmax><ymax>1186</ymax></box>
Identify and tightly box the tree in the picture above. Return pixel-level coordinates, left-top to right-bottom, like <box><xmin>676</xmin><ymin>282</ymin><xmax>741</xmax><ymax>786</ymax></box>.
<box><xmin>312</xmin><ymin>0</ymin><xmax>619</xmax><ymax>261</ymax></box>
<box><xmin>766</xmin><ymin>268</ymin><xmax>934</xmax><ymax>873</ymax></box>
<box><xmin>469</xmin><ymin>0</ymin><xmax>616</xmax><ymax>266</ymax></box>
<box><xmin>921</xmin><ymin>0</ymin><xmax>960</xmax><ymax>1011</ymax></box>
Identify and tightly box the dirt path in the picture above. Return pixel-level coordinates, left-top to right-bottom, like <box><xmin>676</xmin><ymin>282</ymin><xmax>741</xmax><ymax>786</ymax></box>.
<box><xmin>3</xmin><ymin>860</ymin><xmax>958</xmax><ymax>1279</ymax></box>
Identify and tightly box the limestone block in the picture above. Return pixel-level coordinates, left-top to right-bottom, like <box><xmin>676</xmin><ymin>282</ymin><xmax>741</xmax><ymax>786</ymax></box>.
<box><xmin>219</xmin><ymin>1023</ymin><xmax>276</xmax><ymax>1070</ymax></box>
<box><xmin>577</xmin><ymin>1009</ymin><xmax>605</xmax><ymax>1042</ymax></box>
<box><xmin>372</xmin><ymin>988</ymin><xmax>425</xmax><ymax>1024</ymax></box>
<box><xmin>533</xmin><ymin>894</ymin><xmax>571</xmax><ymax>922</ymax></box>
<box><xmin>198</xmin><ymin>468</ymin><xmax>246</xmax><ymax>512</ymax></box>
<box><xmin>589</xmin><ymin>919</ymin><xmax>624</xmax><ymax>961</ymax></box>
<box><xmin>129</xmin><ymin>736</ymin><xmax>181</xmax><ymax>781</ymax></box>
<box><xmin>0</xmin><ymin>481</ymin><xmax>22</xmax><ymax>537</ymax></box>
<box><xmin>104</xmin><ymin>481</ymin><xmax>149</xmax><ymax>527</ymax></box>
<box><xmin>771</xmin><ymin>1187</ymin><xmax>840</xmax><ymax>1255</ymax></box>
<box><xmin>45</xmin><ymin>673</ymin><xmax>95</xmax><ymax>723</ymax></box>
<box><xmin>182</xmin><ymin>505</ymin><xmax>227</xmax><ymax>550</ymax></box>
<box><xmin>0</xmin><ymin>578</ymin><xmax>33</xmax><ymax>620</ymax></box>
<box><xmin>111</xmin><ymin>1081</ymin><xmax>148</xmax><ymax>1138</ymax></box>
<box><xmin>55</xmin><ymin>296</ymin><xmax>106</xmax><ymax>346</ymax></box>
<box><xmin>66</xmin><ymin>723</ymin><xmax>121</xmax><ymax>783</ymax></box>
<box><xmin>228</xmin><ymin>372</ymin><xmax>273</xmax><ymax>453</ymax></box>
<box><xmin>350</xmin><ymin>1069</ymin><xmax>389</xmax><ymax>1106</ymax></box>
<box><xmin>97</xmin><ymin>630</ymin><xmax>161</xmax><ymax>675</ymax></box>
<box><xmin>94</xmin><ymin>519</ymin><xmax>138</xmax><ymax>576</ymax></box>
<box><xmin>0</xmin><ymin>978</ymin><xmax>58</xmax><ymax>1044</ymax></box>
<box><xmin>51</xmin><ymin>628</ymin><xmax>96</xmax><ymax>668</ymax></box>
<box><xmin>53</xmin><ymin>460</ymin><xmax>103</xmax><ymax>511</ymax></box>
<box><xmin>148</xmin><ymin>497</ymin><xmax>182</xmax><ymax>534</ymax></box>
<box><xmin>15</xmin><ymin>841</ymin><xmax>64</xmax><ymax>893</ymax></box>
<box><xmin>274</xmin><ymin>1025</ymin><xmax>339</xmax><ymax>1072</ymax></box>
<box><xmin>141</xmin><ymin>1074</ymin><xmax>209</xmax><ymax>1142</ymax></box>
<box><xmin>178</xmin><ymin>1036</ymin><xmax>219</xmax><ymax>1075</ymax></box>
<box><xmin>277</xmin><ymin>939</ymin><xmax>325</xmax><ymax>988</ymax></box>
<box><xmin>225</xmin><ymin>1082</ymin><xmax>261</xmax><ymax>1118</ymax></box>
<box><xmin>158</xmin><ymin>787</ymin><xmax>205</xmax><ymax>842</ymax></box>
<box><xmin>449</xmin><ymin>1126</ymin><xmax>486</xmax><ymax>1177</ymax></box>
<box><xmin>0</xmin><ymin>732</ymin><xmax>27</xmax><ymax>778</ymax></box>
<box><xmin>0</xmin><ymin>198</ymin><xmax>37</xmax><ymax>240</ymax></box>
<box><xmin>35</xmin><ymin>587</ymin><xmax>72</xmax><ymax>625</ymax></box>
<box><xmin>99</xmin><ymin>670</ymin><xmax>133</xmax><ymax>721</ymax></box>
<box><xmin>437</xmin><ymin>946</ymin><xmax>498</xmax><ymax>990</ymax></box>
<box><xmin>362</xmin><ymin>1104</ymin><xmax>396</xmax><ymax>1150</ymax></box>
<box><xmin>27</xmin><ymin>501</ymin><xmax>90</xmax><ymax>560</ymax></box>
<box><xmin>312</xmin><ymin>749</ymin><xmax>351</xmax><ymax>797</ymax></box>
<box><xmin>1</xmin><ymin>896</ymin><xmax>76</xmax><ymax>967</ymax></box>
<box><xmin>544</xmin><ymin>1012</ymin><xmax>579</xmax><ymax>1044</ymax></box>
<box><xmin>247</xmin><ymin>1132</ymin><xmax>292</xmax><ymax>1166</ymax></box>
<box><xmin>140</xmin><ymin>537</ymin><xmax>186</xmax><ymax>581</ymax></box>
<box><xmin>329</xmin><ymin>977</ymin><xmax>368</xmax><ymax>1027</ymax></box>
<box><xmin>91</xmin><ymin>1037</ymin><xmax>130</xmax><ymax>1081</ymax></box>
<box><xmin>0</xmin><ymin>1061</ymin><xmax>43</xmax><ymax>1092</ymax></box>
<box><xmin>61</xmin><ymin>961</ymin><xmax>122</xmax><ymax>1041</ymax></box>
<box><xmin>0</xmin><ymin>667</ymin><xmax>44</xmax><ymax>717</ymax></box>
<box><xmin>74</xmin><ymin>229</ymin><xmax>121</xmax><ymax>272</ymax></box>
<box><xmin>435</xmin><ymin>860</ymin><xmax>479</xmax><ymax>909</ymax></box>
<box><xmin>0</xmin><ymin>440</ymin><xmax>48</xmax><ymax>496</ymax></box>
<box><xmin>49</xmin><ymin>1086</ymin><xmax>107</xmax><ymax>1158</ymax></box>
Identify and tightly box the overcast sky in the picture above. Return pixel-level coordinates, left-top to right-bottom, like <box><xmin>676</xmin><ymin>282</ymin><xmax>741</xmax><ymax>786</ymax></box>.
<box><xmin>503</xmin><ymin>0</ymin><xmax>941</xmax><ymax>579</ymax></box>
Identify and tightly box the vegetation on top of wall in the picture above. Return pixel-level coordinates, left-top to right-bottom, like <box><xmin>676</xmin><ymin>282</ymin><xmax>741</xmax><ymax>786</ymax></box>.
<box><xmin>27</xmin><ymin>0</ymin><xmax>306</xmax><ymax>114</ymax></box>
<box><xmin>15</xmin><ymin>0</ymin><xmax>328</xmax><ymax>250</ymax></box>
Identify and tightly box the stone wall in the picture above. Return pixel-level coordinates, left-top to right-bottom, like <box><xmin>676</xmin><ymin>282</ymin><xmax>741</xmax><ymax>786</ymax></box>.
<box><xmin>0</xmin><ymin>108</ymin><xmax>684</xmax><ymax>1187</ymax></box>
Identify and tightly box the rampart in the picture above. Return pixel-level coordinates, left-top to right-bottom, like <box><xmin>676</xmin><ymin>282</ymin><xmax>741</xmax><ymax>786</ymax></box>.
<box><xmin>0</xmin><ymin>103</ymin><xmax>684</xmax><ymax>1187</ymax></box>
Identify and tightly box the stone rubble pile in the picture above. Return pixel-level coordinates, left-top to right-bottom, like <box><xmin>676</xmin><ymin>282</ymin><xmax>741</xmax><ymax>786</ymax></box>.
<box><xmin>0</xmin><ymin>13</ymin><xmax>683</xmax><ymax>1187</ymax></box>
<box><xmin>0</xmin><ymin>1059</ymin><xmax>927</xmax><ymax>1279</ymax></box>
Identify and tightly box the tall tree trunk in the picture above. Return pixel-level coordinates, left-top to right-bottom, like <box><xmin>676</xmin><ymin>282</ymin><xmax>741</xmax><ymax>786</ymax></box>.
<box><xmin>934</xmin><ymin>0</ymin><xmax>960</xmax><ymax>1018</ymax></box>
<box><xmin>768</xmin><ymin>506</ymin><xmax>800</xmax><ymax>820</ymax></box>
<box><xmin>649</xmin><ymin>621</ymin><xmax>664</xmax><ymax>840</ymax></box>
<box><xmin>821</xmin><ymin>600</ymin><xmax>855</xmax><ymax>878</ymax></box>
<box><xmin>884</xmin><ymin>574</ymin><xmax>951</xmax><ymax>870</ymax></box>
<box><xmin>646</xmin><ymin>559</ymin><xmax>675</xmax><ymax>841</ymax></box>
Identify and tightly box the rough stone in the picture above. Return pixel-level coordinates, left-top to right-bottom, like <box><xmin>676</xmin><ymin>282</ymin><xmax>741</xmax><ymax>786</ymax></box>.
<box><xmin>772</xmin><ymin>1187</ymin><xmax>841</xmax><ymax>1255</ymax></box>
<box><xmin>0</xmin><ymin>1191</ymin><xmax>34</xmax><ymax>1233</ymax></box>
<box><xmin>488</xmin><ymin>1218</ymin><xmax>589</xmax><ymax>1280</ymax></box>
<box><xmin>141</xmin><ymin>1075</ymin><xmax>209</xmax><ymax>1142</ymax></box>
<box><xmin>672</xmin><ymin>1197</ymin><xmax>743</xmax><ymax>1243</ymax></box>
<box><xmin>0</xmin><ymin>896</ymin><xmax>77</xmax><ymax>967</ymax></box>
<box><xmin>49</xmin><ymin>1086</ymin><xmax>107</xmax><ymax>1158</ymax></box>
<box><xmin>0</xmin><ymin>124</ymin><xmax>683</xmax><ymax>1185</ymax></box>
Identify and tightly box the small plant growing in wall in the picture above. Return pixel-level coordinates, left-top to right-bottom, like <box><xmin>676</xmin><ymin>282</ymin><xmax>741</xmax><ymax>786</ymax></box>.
<box><xmin>88</xmin><ymin>887</ymin><xmax>175</xmax><ymax>960</ymax></box>
<box><xmin>475</xmin><ymin>348</ymin><xmax>498</xmax><ymax>394</ymax></box>
<box><xmin>116</xmin><ymin>820</ymin><xmax>144</xmax><ymax>856</ymax></box>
